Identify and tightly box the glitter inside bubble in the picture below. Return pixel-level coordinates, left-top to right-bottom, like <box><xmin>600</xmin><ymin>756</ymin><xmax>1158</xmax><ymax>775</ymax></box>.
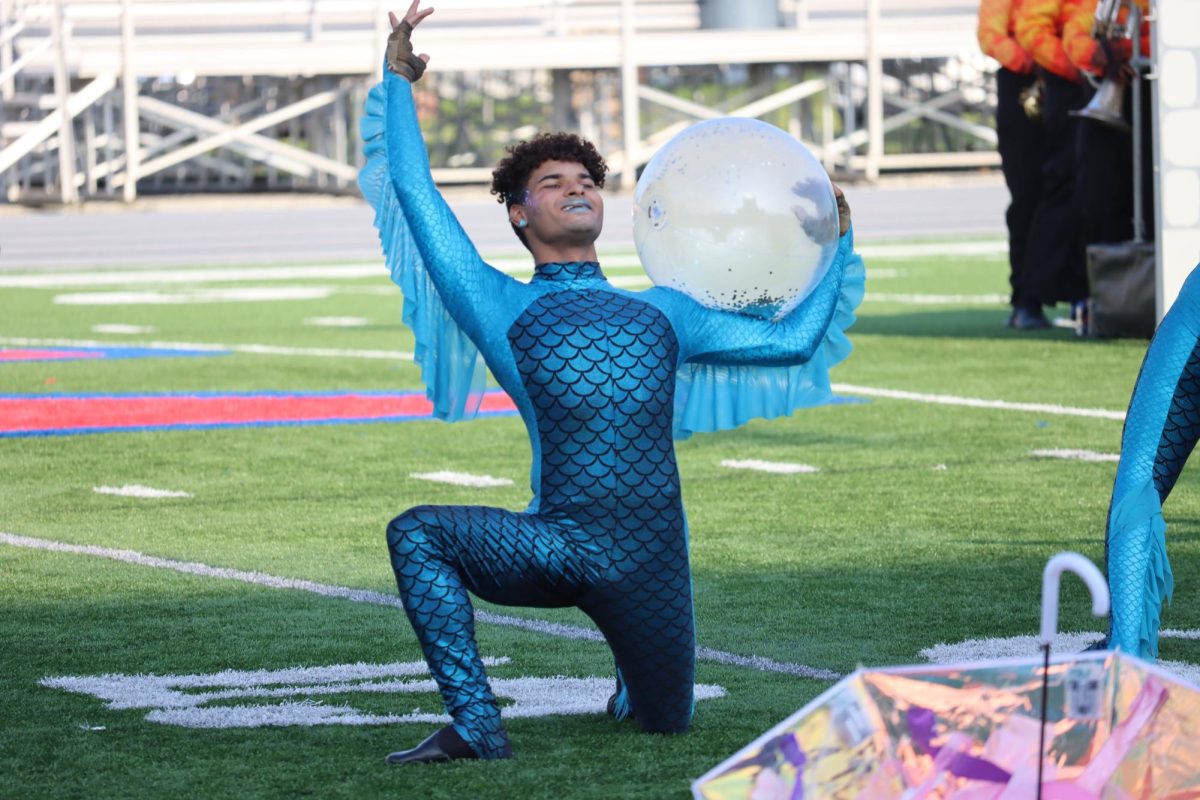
<box><xmin>633</xmin><ymin>117</ymin><xmax>840</xmax><ymax>319</ymax></box>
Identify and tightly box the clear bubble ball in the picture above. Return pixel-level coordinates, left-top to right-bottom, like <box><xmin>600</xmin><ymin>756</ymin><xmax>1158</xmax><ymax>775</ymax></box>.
<box><xmin>633</xmin><ymin>117</ymin><xmax>840</xmax><ymax>320</ymax></box>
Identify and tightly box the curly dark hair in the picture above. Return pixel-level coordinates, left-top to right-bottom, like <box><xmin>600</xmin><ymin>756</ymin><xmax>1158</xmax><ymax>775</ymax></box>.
<box><xmin>490</xmin><ymin>132</ymin><xmax>608</xmax><ymax>209</ymax></box>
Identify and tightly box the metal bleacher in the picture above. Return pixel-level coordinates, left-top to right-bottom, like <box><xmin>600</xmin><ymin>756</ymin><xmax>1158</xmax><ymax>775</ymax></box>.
<box><xmin>0</xmin><ymin>0</ymin><xmax>996</xmax><ymax>204</ymax></box>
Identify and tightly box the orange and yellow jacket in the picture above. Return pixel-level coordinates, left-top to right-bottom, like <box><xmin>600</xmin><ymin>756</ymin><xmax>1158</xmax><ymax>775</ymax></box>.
<box><xmin>978</xmin><ymin>0</ymin><xmax>1036</xmax><ymax>74</ymax></box>
<box><xmin>1015</xmin><ymin>0</ymin><xmax>1080</xmax><ymax>81</ymax></box>
<box><xmin>1063</xmin><ymin>0</ymin><xmax>1151</xmax><ymax>77</ymax></box>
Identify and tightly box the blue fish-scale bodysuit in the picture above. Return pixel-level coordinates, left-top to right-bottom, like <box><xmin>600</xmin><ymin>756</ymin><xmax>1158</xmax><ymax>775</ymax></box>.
<box><xmin>1107</xmin><ymin>264</ymin><xmax>1200</xmax><ymax>659</ymax></box>
<box><xmin>363</xmin><ymin>71</ymin><xmax>863</xmax><ymax>758</ymax></box>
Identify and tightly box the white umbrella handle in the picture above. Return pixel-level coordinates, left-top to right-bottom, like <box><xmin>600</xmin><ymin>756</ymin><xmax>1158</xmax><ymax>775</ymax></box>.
<box><xmin>1039</xmin><ymin>552</ymin><xmax>1110</xmax><ymax>646</ymax></box>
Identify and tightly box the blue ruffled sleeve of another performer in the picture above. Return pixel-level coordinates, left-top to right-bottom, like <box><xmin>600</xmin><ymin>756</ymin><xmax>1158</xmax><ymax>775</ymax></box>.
<box><xmin>1107</xmin><ymin>263</ymin><xmax>1200</xmax><ymax>658</ymax></box>
<box><xmin>359</xmin><ymin>71</ymin><xmax>520</xmax><ymax>421</ymax></box>
<box><xmin>645</xmin><ymin>228</ymin><xmax>865</xmax><ymax>439</ymax></box>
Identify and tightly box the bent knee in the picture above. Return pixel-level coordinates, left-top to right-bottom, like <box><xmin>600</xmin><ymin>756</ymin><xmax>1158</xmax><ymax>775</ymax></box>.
<box><xmin>385</xmin><ymin>506</ymin><xmax>437</xmax><ymax>553</ymax></box>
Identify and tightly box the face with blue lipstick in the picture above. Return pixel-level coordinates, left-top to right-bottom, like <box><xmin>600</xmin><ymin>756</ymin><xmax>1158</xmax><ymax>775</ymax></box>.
<box><xmin>507</xmin><ymin>159</ymin><xmax>605</xmax><ymax>265</ymax></box>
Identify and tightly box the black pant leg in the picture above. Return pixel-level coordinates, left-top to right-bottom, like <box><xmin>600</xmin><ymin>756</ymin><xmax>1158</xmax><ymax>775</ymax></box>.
<box><xmin>1025</xmin><ymin>73</ymin><xmax>1088</xmax><ymax>307</ymax></box>
<box><xmin>996</xmin><ymin>68</ymin><xmax>1045</xmax><ymax>310</ymax></box>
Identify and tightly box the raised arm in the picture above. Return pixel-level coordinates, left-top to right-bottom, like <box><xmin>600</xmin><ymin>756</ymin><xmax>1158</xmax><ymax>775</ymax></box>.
<box><xmin>379</xmin><ymin>3</ymin><xmax>521</xmax><ymax>343</ymax></box>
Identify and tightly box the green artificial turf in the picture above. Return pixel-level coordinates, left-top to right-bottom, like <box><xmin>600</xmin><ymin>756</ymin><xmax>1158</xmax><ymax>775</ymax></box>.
<box><xmin>2</xmin><ymin>241</ymin><xmax>1197</xmax><ymax>799</ymax></box>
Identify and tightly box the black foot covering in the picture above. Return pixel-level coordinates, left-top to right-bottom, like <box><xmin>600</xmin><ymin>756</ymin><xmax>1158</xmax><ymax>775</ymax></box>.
<box><xmin>606</xmin><ymin>692</ymin><xmax>621</xmax><ymax>718</ymax></box>
<box><xmin>385</xmin><ymin>726</ymin><xmax>480</xmax><ymax>765</ymax></box>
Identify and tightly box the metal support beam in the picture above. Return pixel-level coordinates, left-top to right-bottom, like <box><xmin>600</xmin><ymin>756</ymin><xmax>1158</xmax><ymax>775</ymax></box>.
<box><xmin>885</xmin><ymin>89</ymin><xmax>997</xmax><ymax>145</ymax></box>
<box><xmin>120</xmin><ymin>0</ymin><xmax>139</xmax><ymax>201</ymax></box>
<box><xmin>51</xmin><ymin>0</ymin><xmax>77</xmax><ymax>202</ymax></box>
<box><xmin>865</xmin><ymin>0</ymin><xmax>884</xmax><ymax>181</ymax></box>
<box><xmin>618</xmin><ymin>0</ymin><xmax>638</xmax><ymax>190</ymax></box>
<box><xmin>0</xmin><ymin>74</ymin><xmax>114</xmax><ymax>174</ymax></box>
<box><xmin>0</xmin><ymin>32</ymin><xmax>50</xmax><ymax>89</ymax></box>
<box><xmin>136</xmin><ymin>94</ymin><xmax>349</xmax><ymax>179</ymax></box>
<box><xmin>118</xmin><ymin>89</ymin><xmax>347</xmax><ymax>186</ymax></box>
<box><xmin>636</xmin><ymin>84</ymin><xmax>722</xmax><ymax>121</ymax></box>
<box><xmin>1</xmin><ymin>3</ymin><xmax>19</xmax><ymax>99</ymax></box>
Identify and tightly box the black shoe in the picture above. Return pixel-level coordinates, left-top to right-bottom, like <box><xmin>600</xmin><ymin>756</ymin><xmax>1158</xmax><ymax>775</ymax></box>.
<box><xmin>1082</xmin><ymin>635</ymin><xmax>1109</xmax><ymax>652</ymax></box>
<box><xmin>385</xmin><ymin>726</ymin><xmax>479</xmax><ymax>765</ymax></box>
<box><xmin>606</xmin><ymin>677</ymin><xmax>635</xmax><ymax>721</ymax></box>
<box><xmin>1012</xmin><ymin>307</ymin><xmax>1050</xmax><ymax>330</ymax></box>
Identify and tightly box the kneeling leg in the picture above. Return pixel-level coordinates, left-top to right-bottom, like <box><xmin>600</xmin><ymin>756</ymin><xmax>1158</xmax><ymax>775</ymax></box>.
<box><xmin>586</xmin><ymin>570</ymin><xmax>696</xmax><ymax>734</ymax></box>
<box><xmin>386</xmin><ymin>505</ymin><xmax>592</xmax><ymax>758</ymax></box>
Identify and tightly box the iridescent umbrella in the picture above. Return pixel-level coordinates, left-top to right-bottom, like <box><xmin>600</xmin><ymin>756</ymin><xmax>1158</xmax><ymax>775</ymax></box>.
<box><xmin>693</xmin><ymin>554</ymin><xmax>1200</xmax><ymax>799</ymax></box>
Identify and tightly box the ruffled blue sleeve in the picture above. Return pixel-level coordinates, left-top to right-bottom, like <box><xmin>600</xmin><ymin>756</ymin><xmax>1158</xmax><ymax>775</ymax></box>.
<box><xmin>645</xmin><ymin>227</ymin><xmax>865</xmax><ymax>439</ymax></box>
<box><xmin>1106</xmin><ymin>264</ymin><xmax>1200</xmax><ymax>658</ymax></box>
<box><xmin>359</xmin><ymin>71</ymin><xmax>519</xmax><ymax>421</ymax></box>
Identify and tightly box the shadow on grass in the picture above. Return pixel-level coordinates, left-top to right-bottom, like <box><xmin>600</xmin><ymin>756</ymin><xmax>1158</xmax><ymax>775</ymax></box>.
<box><xmin>696</xmin><ymin>554</ymin><xmax>1113</xmax><ymax>669</ymax></box>
<box><xmin>855</xmin><ymin>307</ymin><xmax>1147</xmax><ymax>344</ymax></box>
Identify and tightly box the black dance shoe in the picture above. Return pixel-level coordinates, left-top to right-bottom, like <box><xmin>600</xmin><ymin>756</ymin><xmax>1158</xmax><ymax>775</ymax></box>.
<box><xmin>606</xmin><ymin>685</ymin><xmax>636</xmax><ymax>721</ymax></box>
<box><xmin>385</xmin><ymin>726</ymin><xmax>479</xmax><ymax>765</ymax></box>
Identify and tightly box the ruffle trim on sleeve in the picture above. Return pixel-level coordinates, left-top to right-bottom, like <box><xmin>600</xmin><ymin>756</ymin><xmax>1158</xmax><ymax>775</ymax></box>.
<box><xmin>1109</xmin><ymin>482</ymin><xmax>1175</xmax><ymax>659</ymax></box>
<box><xmin>358</xmin><ymin>79</ymin><xmax>488</xmax><ymax>422</ymax></box>
<box><xmin>672</xmin><ymin>235</ymin><xmax>866</xmax><ymax>439</ymax></box>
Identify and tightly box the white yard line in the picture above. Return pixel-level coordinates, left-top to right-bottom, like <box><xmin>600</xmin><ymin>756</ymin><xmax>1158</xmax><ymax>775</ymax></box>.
<box><xmin>0</xmin><ymin>532</ymin><xmax>841</xmax><ymax>681</ymax></box>
<box><xmin>864</xmin><ymin>292</ymin><xmax>1008</xmax><ymax>305</ymax></box>
<box><xmin>91</xmin><ymin>324</ymin><xmax>155</xmax><ymax>335</ymax></box>
<box><xmin>93</xmin><ymin>485</ymin><xmax>193</xmax><ymax>499</ymax></box>
<box><xmin>0</xmin><ymin>336</ymin><xmax>414</xmax><ymax>361</ymax></box>
<box><xmin>857</xmin><ymin>241</ymin><xmax>1006</xmax><ymax>259</ymax></box>
<box><xmin>721</xmin><ymin>459</ymin><xmax>820</xmax><ymax>475</ymax></box>
<box><xmin>410</xmin><ymin>471</ymin><xmax>514</xmax><ymax>488</ymax></box>
<box><xmin>1030</xmin><ymin>449</ymin><xmax>1120</xmax><ymax>463</ymax></box>
<box><xmin>0</xmin><ymin>257</ymin><xmax>638</xmax><ymax>289</ymax></box>
<box><xmin>0</xmin><ymin>242</ymin><xmax>1001</xmax><ymax>290</ymax></box>
<box><xmin>0</xmin><ymin>263</ymin><xmax>387</xmax><ymax>289</ymax></box>
<box><xmin>833</xmin><ymin>383</ymin><xmax>1126</xmax><ymax>421</ymax></box>
<box><xmin>304</xmin><ymin>317</ymin><xmax>370</xmax><ymax>328</ymax></box>
<box><xmin>55</xmin><ymin>287</ymin><xmax>335</xmax><ymax>305</ymax></box>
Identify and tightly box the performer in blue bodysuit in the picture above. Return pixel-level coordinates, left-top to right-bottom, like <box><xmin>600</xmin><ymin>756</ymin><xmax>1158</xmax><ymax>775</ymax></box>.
<box><xmin>360</xmin><ymin>1</ymin><xmax>865</xmax><ymax>764</ymax></box>
<box><xmin>1105</xmin><ymin>264</ymin><xmax>1200</xmax><ymax>659</ymax></box>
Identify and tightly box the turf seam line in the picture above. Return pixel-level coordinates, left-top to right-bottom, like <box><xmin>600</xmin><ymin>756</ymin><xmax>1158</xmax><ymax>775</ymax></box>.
<box><xmin>831</xmin><ymin>383</ymin><xmax>1126</xmax><ymax>421</ymax></box>
<box><xmin>0</xmin><ymin>337</ymin><xmax>414</xmax><ymax>361</ymax></box>
<box><xmin>0</xmin><ymin>242</ymin><xmax>1004</xmax><ymax>289</ymax></box>
<box><xmin>0</xmin><ymin>532</ymin><xmax>842</xmax><ymax>682</ymax></box>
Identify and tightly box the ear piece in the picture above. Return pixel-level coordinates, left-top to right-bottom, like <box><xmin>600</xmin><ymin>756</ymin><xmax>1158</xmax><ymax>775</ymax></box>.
<box><xmin>516</xmin><ymin>219</ymin><xmax>527</xmax><ymax>229</ymax></box>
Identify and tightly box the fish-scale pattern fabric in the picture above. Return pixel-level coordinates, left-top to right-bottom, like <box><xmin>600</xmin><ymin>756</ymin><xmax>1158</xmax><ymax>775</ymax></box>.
<box><xmin>508</xmin><ymin>288</ymin><xmax>695</xmax><ymax>732</ymax></box>
<box><xmin>360</xmin><ymin>68</ymin><xmax>865</xmax><ymax>757</ymax></box>
<box><xmin>386</xmin><ymin>505</ymin><xmax>601</xmax><ymax>758</ymax></box>
<box><xmin>1108</xmin><ymin>265</ymin><xmax>1200</xmax><ymax>658</ymax></box>
<box><xmin>1153</xmin><ymin>348</ymin><xmax>1200</xmax><ymax>500</ymax></box>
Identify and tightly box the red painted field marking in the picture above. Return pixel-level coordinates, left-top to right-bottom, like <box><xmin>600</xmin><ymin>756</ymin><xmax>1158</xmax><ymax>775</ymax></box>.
<box><xmin>0</xmin><ymin>391</ymin><xmax>518</xmax><ymax>436</ymax></box>
<box><xmin>0</xmin><ymin>349</ymin><xmax>107</xmax><ymax>362</ymax></box>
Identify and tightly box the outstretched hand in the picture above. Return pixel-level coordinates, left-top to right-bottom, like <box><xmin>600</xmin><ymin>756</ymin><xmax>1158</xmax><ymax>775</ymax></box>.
<box><xmin>386</xmin><ymin>1</ymin><xmax>433</xmax><ymax>82</ymax></box>
<box><xmin>832</xmin><ymin>182</ymin><xmax>850</xmax><ymax>237</ymax></box>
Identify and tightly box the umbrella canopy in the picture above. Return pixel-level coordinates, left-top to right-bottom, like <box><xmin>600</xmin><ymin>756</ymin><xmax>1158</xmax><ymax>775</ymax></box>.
<box><xmin>694</xmin><ymin>553</ymin><xmax>1200</xmax><ymax>799</ymax></box>
<box><xmin>693</xmin><ymin>650</ymin><xmax>1200</xmax><ymax>799</ymax></box>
